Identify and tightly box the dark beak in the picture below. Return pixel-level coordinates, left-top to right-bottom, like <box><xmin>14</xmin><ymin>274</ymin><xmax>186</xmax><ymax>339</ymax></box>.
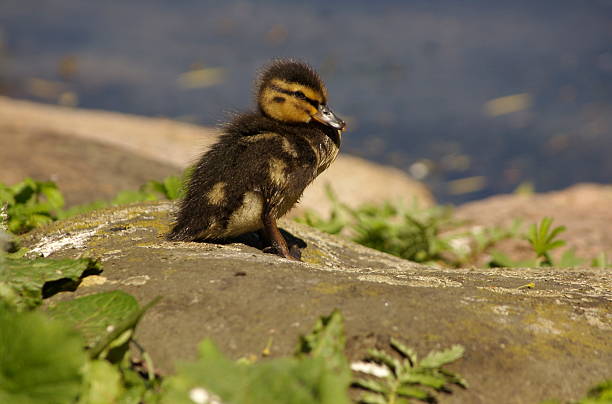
<box><xmin>312</xmin><ymin>104</ymin><xmax>346</xmax><ymax>131</ymax></box>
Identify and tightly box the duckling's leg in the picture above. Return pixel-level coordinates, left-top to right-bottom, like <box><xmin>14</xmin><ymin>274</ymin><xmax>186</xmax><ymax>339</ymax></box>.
<box><xmin>261</xmin><ymin>212</ymin><xmax>300</xmax><ymax>261</ymax></box>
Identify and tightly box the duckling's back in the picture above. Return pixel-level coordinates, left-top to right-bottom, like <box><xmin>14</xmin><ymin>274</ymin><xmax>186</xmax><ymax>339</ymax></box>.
<box><xmin>167</xmin><ymin>113</ymin><xmax>340</xmax><ymax>241</ymax></box>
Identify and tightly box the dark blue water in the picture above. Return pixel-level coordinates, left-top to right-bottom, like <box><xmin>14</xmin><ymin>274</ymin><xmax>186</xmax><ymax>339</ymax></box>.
<box><xmin>1</xmin><ymin>0</ymin><xmax>611</xmax><ymax>203</ymax></box>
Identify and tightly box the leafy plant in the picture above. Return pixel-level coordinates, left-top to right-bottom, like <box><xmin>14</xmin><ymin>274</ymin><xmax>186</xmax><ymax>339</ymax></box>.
<box><xmin>526</xmin><ymin>217</ymin><xmax>566</xmax><ymax>266</ymax></box>
<box><xmin>296</xmin><ymin>186</ymin><xmax>456</xmax><ymax>265</ymax></box>
<box><xmin>160</xmin><ymin>310</ymin><xmax>351</xmax><ymax>404</ymax></box>
<box><xmin>0</xmin><ymin>310</ymin><xmax>87</xmax><ymax>404</ymax></box>
<box><xmin>47</xmin><ymin>291</ymin><xmax>161</xmax><ymax>360</ymax></box>
<box><xmin>297</xmin><ymin>188</ymin><xmax>609</xmax><ymax>269</ymax></box>
<box><xmin>0</xmin><ymin>174</ymin><xmax>185</xmax><ymax>234</ymax></box>
<box><xmin>60</xmin><ymin>174</ymin><xmax>185</xmax><ymax>220</ymax></box>
<box><xmin>352</xmin><ymin>338</ymin><xmax>466</xmax><ymax>403</ymax></box>
<box><xmin>0</xmin><ymin>178</ymin><xmax>65</xmax><ymax>234</ymax></box>
<box><xmin>0</xmin><ymin>256</ymin><xmax>100</xmax><ymax>311</ymax></box>
<box><xmin>0</xmin><ymin>255</ymin><xmax>161</xmax><ymax>404</ymax></box>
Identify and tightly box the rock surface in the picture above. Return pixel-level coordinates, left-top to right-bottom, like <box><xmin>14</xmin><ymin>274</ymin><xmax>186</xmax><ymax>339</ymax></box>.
<box><xmin>22</xmin><ymin>201</ymin><xmax>612</xmax><ymax>404</ymax></box>
<box><xmin>0</xmin><ymin>96</ymin><xmax>434</xmax><ymax>212</ymax></box>
<box><xmin>454</xmin><ymin>184</ymin><xmax>612</xmax><ymax>265</ymax></box>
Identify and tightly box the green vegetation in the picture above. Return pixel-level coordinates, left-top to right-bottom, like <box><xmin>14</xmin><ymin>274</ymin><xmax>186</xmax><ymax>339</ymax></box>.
<box><xmin>0</xmin><ymin>178</ymin><xmax>65</xmax><ymax>234</ymax></box>
<box><xmin>1</xmin><ymin>177</ymin><xmax>609</xmax><ymax>402</ymax></box>
<box><xmin>0</xmin><ymin>249</ymin><xmax>161</xmax><ymax>404</ymax></box>
<box><xmin>353</xmin><ymin>339</ymin><xmax>466</xmax><ymax>403</ymax></box>
<box><xmin>2</xmin><ymin>176</ymin><xmax>609</xmax><ymax>268</ymax></box>
<box><xmin>161</xmin><ymin>310</ymin><xmax>352</xmax><ymax>404</ymax></box>
<box><xmin>541</xmin><ymin>380</ymin><xmax>612</xmax><ymax>404</ymax></box>
<box><xmin>0</xmin><ymin>176</ymin><xmax>184</xmax><ymax>234</ymax></box>
<box><xmin>295</xmin><ymin>186</ymin><xmax>610</xmax><ymax>268</ymax></box>
<box><xmin>0</xmin><ymin>246</ymin><xmax>464</xmax><ymax>403</ymax></box>
<box><xmin>0</xmin><ymin>255</ymin><xmax>100</xmax><ymax>311</ymax></box>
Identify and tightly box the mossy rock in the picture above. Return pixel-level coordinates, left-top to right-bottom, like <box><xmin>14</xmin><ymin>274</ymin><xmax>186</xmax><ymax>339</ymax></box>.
<box><xmin>21</xmin><ymin>201</ymin><xmax>612</xmax><ymax>404</ymax></box>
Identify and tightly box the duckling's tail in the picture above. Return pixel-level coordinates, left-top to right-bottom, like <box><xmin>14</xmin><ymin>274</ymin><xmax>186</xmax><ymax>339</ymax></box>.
<box><xmin>166</xmin><ymin>222</ymin><xmax>195</xmax><ymax>242</ymax></box>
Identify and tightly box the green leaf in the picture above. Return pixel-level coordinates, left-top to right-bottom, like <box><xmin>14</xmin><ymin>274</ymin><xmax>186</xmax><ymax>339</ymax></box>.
<box><xmin>591</xmin><ymin>252</ymin><xmax>611</xmax><ymax>269</ymax></box>
<box><xmin>38</xmin><ymin>181</ymin><xmax>65</xmax><ymax>210</ymax></box>
<box><xmin>583</xmin><ymin>379</ymin><xmax>612</xmax><ymax>401</ymax></box>
<box><xmin>390</xmin><ymin>338</ymin><xmax>418</xmax><ymax>365</ymax></box>
<box><xmin>0</xmin><ymin>310</ymin><xmax>87</xmax><ymax>404</ymax></box>
<box><xmin>357</xmin><ymin>392</ymin><xmax>387</xmax><ymax>404</ymax></box>
<box><xmin>111</xmin><ymin>190</ymin><xmax>158</xmax><ymax>206</ymax></box>
<box><xmin>366</xmin><ymin>349</ymin><xmax>401</xmax><ymax>374</ymax></box>
<box><xmin>295</xmin><ymin>310</ymin><xmax>349</xmax><ymax>375</ymax></box>
<box><xmin>557</xmin><ymin>249</ymin><xmax>585</xmax><ymax>268</ymax></box>
<box><xmin>399</xmin><ymin>373</ymin><xmax>446</xmax><ymax>389</ymax></box>
<box><xmin>0</xmin><ymin>257</ymin><xmax>100</xmax><ymax>311</ymax></box>
<box><xmin>161</xmin><ymin>339</ymin><xmax>351</xmax><ymax>404</ymax></box>
<box><xmin>0</xmin><ymin>185</ymin><xmax>15</xmax><ymax>205</ymax></box>
<box><xmin>162</xmin><ymin>176</ymin><xmax>185</xmax><ymax>200</ymax></box>
<box><xmin>352</xmin><ymin>378</ymin><xmax>387</xmax><ymax>394</ymax></box>
<box><xmin>419</xmin><ymin>345</ymin><xmax>465</xmax><ymax>369</ymax></box>
<box><xmin>88</xmin><ymin>296</ymin><xmax>161</xmax><ymax>359</ymax></box>
<box><xmin>58</xmin><ymin>200</ymin><xmax>109</xmax><ymax>220</ymax></box>
<box><xmin>395</xmin><ymin>384</ymin><xmax>431</xmax><ymax>400</ymax></box>
<box><xmin>47</xmin><ymin>291</ymin><xmax>141</xmax><ymax>350</ymax></box>
<box><xmin>439</xmin><ymin>369</ymin><xmax>469</xmax><ymax>388</ymax></box>
<box><xmin>78</xmin><ymin>359</ymin><xmax>124</xmax><ymax>404</ymax></box>
<box><xmin>527</xmin><ymin>217</ymin><xmax>567</xmax><ymax>260</ymax></box>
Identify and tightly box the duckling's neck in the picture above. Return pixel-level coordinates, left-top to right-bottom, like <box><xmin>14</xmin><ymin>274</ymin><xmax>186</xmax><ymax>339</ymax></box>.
<box><xmin>226</xmin><ymin>111</ymin><xmax>339</xmax><ymax>146</ymax></box>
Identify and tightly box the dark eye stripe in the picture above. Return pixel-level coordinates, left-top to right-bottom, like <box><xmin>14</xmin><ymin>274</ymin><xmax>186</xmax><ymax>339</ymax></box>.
<box><xmin>270</xmin><ymin>84</ymin><xmax>319</xmax><ymax>108</ymax></box>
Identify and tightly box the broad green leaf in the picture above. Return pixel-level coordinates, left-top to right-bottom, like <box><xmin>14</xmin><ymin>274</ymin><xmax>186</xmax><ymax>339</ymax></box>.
<box><xmin>0</xmin><ymin>185</ymin><xmax>15</xmax><ymax>205</ymax></box>
<box><xmin>0</xmin><ymin>310</ymin><xmax>86</xmax><ymax>404</ymax></box>
<box><xmin>47</xmin><ymin>291</ymin><xmax>140</xmax><ymax>350</ymax></box>
<box><xmin>0</xmin><ymin>257</ymin><xmax>100</xmax><ymax>311</ymax></box>
<box><xmin>38</xmin><ymin>181</ymin><xmax>65</xmax><ymax>210</ymax></box>
<box><xmin>419</xmin><ymin>345</ymin><xmax>465</xmax><ymax>369</ymax></box>
<box><xmin>78</xmin><ymin>360</ymin><xmax>123</xmax><ymax>404</ymax></box>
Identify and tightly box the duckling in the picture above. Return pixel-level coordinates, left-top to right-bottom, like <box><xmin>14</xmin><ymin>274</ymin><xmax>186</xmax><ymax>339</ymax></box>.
<box><xmin>167</xmin><ymin>59</ymin><xmax>346</xmax><ymax>260</ymax></box>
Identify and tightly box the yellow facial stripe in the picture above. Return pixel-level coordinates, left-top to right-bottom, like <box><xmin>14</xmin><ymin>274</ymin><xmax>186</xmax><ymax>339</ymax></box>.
<box><xmin>260</xmin><ymin>86</ymin><xmax>316</xmax><ymax>123</ymax></box>
<box><xmin>270</xmin><ymin>79</ymin><xmax>325</xmax><ymax>104</ymax></box>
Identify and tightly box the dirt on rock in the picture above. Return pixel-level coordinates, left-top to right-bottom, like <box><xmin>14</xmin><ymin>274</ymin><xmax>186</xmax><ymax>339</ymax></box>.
<box><xmin>21</xmin><ymin>201</ymin><xmax>612</xmax><ymax>404</ymax></box>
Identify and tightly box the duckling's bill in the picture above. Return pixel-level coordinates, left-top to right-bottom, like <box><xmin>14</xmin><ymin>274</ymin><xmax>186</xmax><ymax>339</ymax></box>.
<box><xmin>312</xmin><ymin>104</ymin><xmax>346</xmax><ymax>131</ymax></box>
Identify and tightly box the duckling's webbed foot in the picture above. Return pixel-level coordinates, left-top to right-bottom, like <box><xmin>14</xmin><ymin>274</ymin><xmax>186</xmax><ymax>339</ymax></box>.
<box><xmin>261</xmin><ymin>212</ymin><xmax>301</xmax><ymax>261</ymax></box>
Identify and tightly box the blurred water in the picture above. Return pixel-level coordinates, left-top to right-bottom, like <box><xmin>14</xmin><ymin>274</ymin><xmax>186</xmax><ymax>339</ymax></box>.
<box><xmin>1</xmin><ymin>0</ymin><xmax>611</xmax><ymax>203</ymax></box>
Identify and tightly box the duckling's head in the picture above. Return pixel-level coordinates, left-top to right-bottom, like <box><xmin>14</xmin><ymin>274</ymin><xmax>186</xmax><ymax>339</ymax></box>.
<box><xmin>256</xmin><ymin>59</ymin><xmax>345</xmax><ymax>130</ymax></box>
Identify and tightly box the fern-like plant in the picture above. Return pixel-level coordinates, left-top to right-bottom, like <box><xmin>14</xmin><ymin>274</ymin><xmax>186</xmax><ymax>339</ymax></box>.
<box><xmin>353</xmin><ymin>338</ymin><xmax>466</xmax><ymax>403</ymax></box>
<box><xmin>526</xmin><ymin>217</ymin><xmax>566</xmax><ymax>266</ymax></box>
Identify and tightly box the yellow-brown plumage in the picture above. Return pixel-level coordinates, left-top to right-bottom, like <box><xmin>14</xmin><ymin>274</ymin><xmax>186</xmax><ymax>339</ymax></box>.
<box><xmin>167</xmin><ymin>59</ymin><xmax>345</xmax><ymax>260</ymax></box>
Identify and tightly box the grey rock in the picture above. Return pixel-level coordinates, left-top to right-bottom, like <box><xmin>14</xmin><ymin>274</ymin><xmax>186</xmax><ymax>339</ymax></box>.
<box><xmin>22</xmin><ymin>201</ymin><xmax>611</xmax><ymax>404</ymax></box>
